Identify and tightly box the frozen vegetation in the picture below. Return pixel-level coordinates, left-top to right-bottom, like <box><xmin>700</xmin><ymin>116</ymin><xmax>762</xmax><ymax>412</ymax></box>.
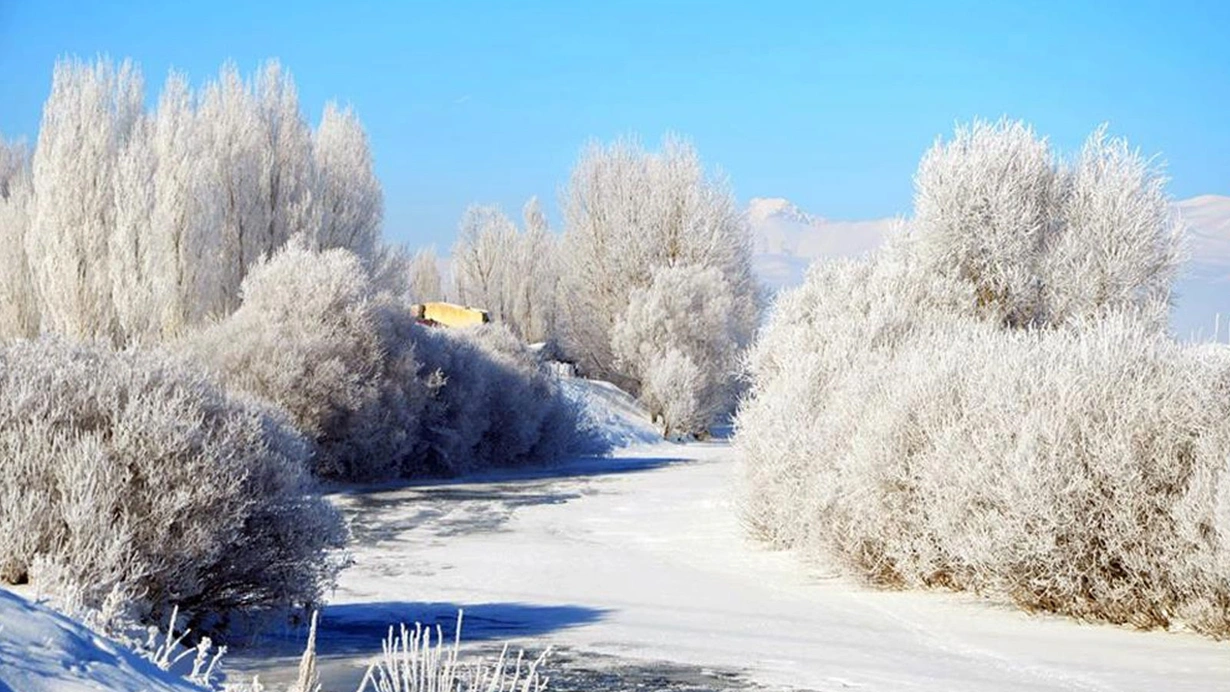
<box><xmin>0</xmin><ymin>56</ymin><xmax>606</xmax><ymax>642</ymax></box>
<box><xmin>2</xmin><ymin>50</ymin><xmax>1229</xmax><ymax>692</ymax></box>
<box><xmin>0</xmin><ymin>337</ymin><xmax>344</xmax><ymax>633</ymax></box>
<box><xmin>185</xmin><ymin>243</ymin><xmax>596</xmax><ymax>481</ymax></box>
<box><xmin>449</xmin><ymin>137</ymin><xmax>761</xmax><ymax>437</ymax></box>
<box><xmin>736</xmin><ymin>119</ymin><xmax>1230</xmax><ymax>635</ymax></box>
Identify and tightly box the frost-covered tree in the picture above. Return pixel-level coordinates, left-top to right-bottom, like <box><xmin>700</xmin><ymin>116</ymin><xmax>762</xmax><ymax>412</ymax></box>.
<box><xmin>559</xmin><ymin>136</ymin><xmax>758</xmax><ymax>415</ymax></box>
<box><xmin>109</xmin><ymin>112</ymin><xmax>160</xmax><ymax>342</ymax></box>
<box><xmin>6</xmin><ymin>57</ymin><xmax>384</xmax><ymax>345</ymax></box>
<box><xmin>450</xmin><ymin>199</ymin><xmax>562</xmax><ymax>343</ymax></box>
<box><xmin>147</xmin><ymin>71</ymin><xmax>226</xmax><ymax>333</ymax></box>
<box><xmin>254</xmin><ymin>61</ymin><xmax>318</xmax><ymax>257</ymax></box>
<box><xmin>312</xmin><ymin>101</ymin><xmax>382</xmax><ymax>258</ymax></box>
<box><xmin>197</xmin><ymin>61</ymin><xmax>305</xmax><ymax>316</ymax></box>
<box><xmin>612</xmin><ymin>263</ymin><xmax>743</xmax><ymax>436</ymax></box>
<box><xmin>453</xmin><ymin>204</ymin><xmax>515</xmax><ymax>319</ymax></box>
<box><xmin>1041</xmin><ymin>126</ymin><xmax>1181</xmax><ymax>326</ymax></box>
<box><xmin>408</xmin><ymin>247</ymin><xmax>444</xmax><ymax>302</ymax></box>
<box><xmin>910</xmin><ymin>118</ymin><xmax>1181</xmax><ymax>329</ymax></box>
<box><xmin>26</xmin><ymin>58</ymin><xmax>143</xmax><ymax>342</ymax></box>
<box><xmin>511</xmin><ymin>196</ymin><xmax>560</xmax><ymax>344</ymax></box>
<box><xmin>735</xmin><ymin>120</ymin><xmax>1219</xmax><ymax>635</ymax></box>
<box><xmin>0</xmin><ymin>137</ymin><xmax>37</xmax><ymax>340</ymax></box>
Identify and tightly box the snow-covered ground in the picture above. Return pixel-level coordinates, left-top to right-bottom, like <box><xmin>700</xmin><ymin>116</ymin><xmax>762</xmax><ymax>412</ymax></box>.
<box><xmin>5</xmin><ymin>378</ymin><xmax>1228</xmax><ymax>691</ymax></box>
<box><xmin>227</xmin><ymin>381</ymin><xmax>1230</xmax><ymax>692</ymax></box>
<box><xmin>0</xmin><ymin>589</ymin><xmax>202</xmax><ymax>692</ymax></box>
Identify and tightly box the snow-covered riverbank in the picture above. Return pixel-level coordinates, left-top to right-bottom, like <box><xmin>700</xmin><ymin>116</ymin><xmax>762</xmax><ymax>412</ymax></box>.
<box><xmin>230</xmin><ymin>435</ymin><xmax>1230</xmax><ymax>691</ymax></box>
<box><xmin>0</xmin><ymin>589</ymin><xmax>202</xmax><ymax>692</ymax></box>
<box><xmin>7</xmin><ymin>378</ymin><xmax>1229</xmax><ymax>692</ymax></box>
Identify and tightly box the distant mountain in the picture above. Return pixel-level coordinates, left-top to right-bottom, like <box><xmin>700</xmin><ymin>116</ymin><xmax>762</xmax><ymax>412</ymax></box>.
<box><xmin>747</xmin><ymin>195</ymin><xmax>1230</xmax><ymax>341</ymax></box>
<box><xmin>1172</xmin><ymin>195</ymin><xmax>1230</xmax><ymax>339</ymax></box>
<box><xmin>1178</xmin><ymin>195</ymin><xmax>1230</xmax><ymax>278</ymax></box>
<box><xmin>746</xmin><ymin>197</ymin><xmax>897</xmax><ymax>290</ymax></box>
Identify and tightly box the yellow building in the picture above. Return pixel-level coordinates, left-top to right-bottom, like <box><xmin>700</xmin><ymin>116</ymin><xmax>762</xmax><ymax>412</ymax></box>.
<box><xmin>413</xmin><ymin>302</ymin><xmax>490</xmax><ymax>328</ymax></box>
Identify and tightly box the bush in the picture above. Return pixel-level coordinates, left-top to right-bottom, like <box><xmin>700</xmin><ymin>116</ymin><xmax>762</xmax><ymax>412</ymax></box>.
<box><xmin>412</xmin><ymin>323</ymin><xmax>600</xmax><ymax>476</ymax></box>
<box><xmin>187</xmin><ymin>244</ymin><xmax>602</xmax><ymax>482</ymax></box>
<box><xmin>734</xmin><ymin>121</ymin><xmax>1230</xmax><ymax>635</ymax></box>
<box><xmin>184</xmin><ymin>243</ymin><xmax>422</xmax><ymax>480</ymax></box>
<box><xmin>741</xmin><ymin>304</ymin><xmax>1230</xmax><ymax>633</ymax></box>
<box><xmin>0</xmin><ymin>338</ymin><xmax>344</xmax><ymax>634</ymax></box>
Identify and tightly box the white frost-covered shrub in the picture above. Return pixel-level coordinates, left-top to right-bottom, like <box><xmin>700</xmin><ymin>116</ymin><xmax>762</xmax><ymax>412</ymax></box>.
<box><xmin>188</xmin><ymin>244</ymin><xmax>601</xmax><ymax>482</ymax></box>
<box><xmin>412</xmin><ymin>322</ymin><xmax>602</xmax><ymax>476</ymax></box>
<box><xmin>184</xmin><ymin>243</ymin><xmax>422</xmax><ymax>480</ymax></box>
<box><xmin>735</xmin><ymin>121</ymin><xmax>1230</xmax><ymax>635</ymax></box>
<box><xmin>742</xmin><ymin>308</ymin><xmax>1230</xmax><ymax>633</ymax></box>
<box><xmin>612</xmin><ymin>263</ymin><xmax>746</xmax><ymax>436</ymax></box>
<box><xmin>0</xmin><ymin>338</ymin><xmax>344</xmax><ymax>633</ymax></box>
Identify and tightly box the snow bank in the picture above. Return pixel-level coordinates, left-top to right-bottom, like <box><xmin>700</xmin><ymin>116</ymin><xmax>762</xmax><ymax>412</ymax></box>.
<box><xmin>0</xmin><ymin>588</ymin><xmax>201</xmax><ymax>692</ymax></box>
<box><xmin>559</xmin><ymin>376</ymin><xmax>660</xmax><ymax>448</ymax></box>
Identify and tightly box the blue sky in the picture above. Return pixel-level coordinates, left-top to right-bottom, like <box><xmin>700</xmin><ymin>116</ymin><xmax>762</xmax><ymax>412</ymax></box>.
<box><xmin>1</xmin><ymin>0</ymin><xmax>1226</xmax><ymax>249</ymax></box>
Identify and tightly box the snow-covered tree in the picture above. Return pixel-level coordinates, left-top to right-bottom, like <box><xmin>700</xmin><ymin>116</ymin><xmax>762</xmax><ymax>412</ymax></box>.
<box><xmin>559</xmin><ymin>136</ymin><xmax>758</xmax><ymax>417</ymax></box>
<box><xmin>450</xmin><ymin>199</ymin><xmax>563</xmax><ymax>343</ymax></box>
<box><xmin>735</xmin><ymin>120</ymin><xmax>1220</xmax><ymax>635</ymax></box>
<box><xmin>408</xmin><ymin>247</ymin><xmax>444</xmax><ymax>302</ymax></box>
<box><xmin>6</xmin><ymin>57</ymin><xmax>386</xmax><ymax>345</ymax></box>
<box><xmin>109</xmin><ymin>112</ymin><xmax>160</xmax><ymax>342</ymax></box>
<box><xmin>511</xmin><ymin>196</ymin><xmax>560</xmax><ymax>343</ymax></box>
<box><xmin>910</xmin><ymin>118</ymin><xmax>1181</xmax><ymax>329</ymax></box>
<box><xmin>453</xmin><ymin>204</ymin><xmax>516</xmax><ymax>318</ymax></box>
<box><xmin>1041</xmin><ymin>126</ymin><xmax>1181</xmax><ymax>326</ymax></box>
<box><xmin>312</xmin><ymin>101</ymin><xmax>382</xmax><ymax>259</ymax></box>
<box><xmin>612</xmin><ymin>263</ymin><xmax>743</xmax><ymax>436</ymax></box>
<box><xmin>196</xmin><ymin>61</ymin><xmax>299</xmax><ymax>316</ymax></box>
<box><xmin>0</xmin><ymin>137</ymin><xmax>36</xmax><ymax>340</ymax></box>
<box><xmin>253</xmin><ymin>61</ymin><xmax>317</xmax><ymax>257</ymax></box>
<box><xmin>147</xmin><ymin>71</ymin><xmax>226</xmax><ymax>333</ymax></box>
<box><xmin>26</xmin><ymin>58</ymin><xmax>143</xmax><ymax>342</ymax></box>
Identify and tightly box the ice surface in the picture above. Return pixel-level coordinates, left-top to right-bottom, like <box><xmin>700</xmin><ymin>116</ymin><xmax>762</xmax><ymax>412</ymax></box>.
<box><xmin>233</xmin><ymin>379</ymin><xmax>1230</xmax><ymax>691</ymax></box>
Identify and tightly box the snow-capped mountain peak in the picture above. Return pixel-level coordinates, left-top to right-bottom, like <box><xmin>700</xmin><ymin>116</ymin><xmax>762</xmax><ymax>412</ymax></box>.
<box><xmin>746</xmin><ymin>197</ymin><xmax>826</xmax><ymax>227</ymax></box>
<box><xmin>747</xmin><ymin>197</ymin><xmax>896</xmax><ymax>289</ymax></box>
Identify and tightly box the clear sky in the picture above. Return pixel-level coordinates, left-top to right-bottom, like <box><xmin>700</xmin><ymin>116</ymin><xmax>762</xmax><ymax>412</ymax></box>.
<box><xmin>1</xmin><ymin>0</ymin><xmax>1226</xmax><ymax>249</ymax></box>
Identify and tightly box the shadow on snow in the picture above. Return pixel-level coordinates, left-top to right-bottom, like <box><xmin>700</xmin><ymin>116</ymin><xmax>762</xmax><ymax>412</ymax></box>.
<box><xmin>247</xmin><ymin>601</ymin><xmax>609</xmax><ymax>658</ymax></box>
<box><xmin>328</xmin><ymin>454</ymin><xmax>690</xmax><ymax>497</ymax></box>
<box><xmin>334</xmin><ymin>456</ymin><xmax>690</xmax><ymax>544</ymax></box>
